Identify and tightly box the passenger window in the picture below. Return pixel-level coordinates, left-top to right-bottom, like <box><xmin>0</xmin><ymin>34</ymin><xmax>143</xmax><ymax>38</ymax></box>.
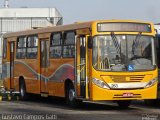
<box><xmin>26</xmin><ymin>35</ymin><xmax>38</xmax><ymax>59</ymax></box>
<box><xmin>63</xmin><ymin>31</ymin><xmax>75</xmax><ymax>58</ymax></box>
<box><xmin>16</xmin><ymin>36</ymin><xmax>26</xmax><ymax>59</ymax></box>
<box><xmin>50</xmin><ymin>33</ymin><xmax>62</xmax><ymax>58</ymax></box>
<box><xmin>3</xmin><ymin>38</ymin><xmax>7</xmax><ymax>59</ymax></box>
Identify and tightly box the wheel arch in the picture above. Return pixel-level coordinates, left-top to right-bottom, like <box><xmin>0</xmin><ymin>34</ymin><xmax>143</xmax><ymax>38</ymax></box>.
<box><xmin>19</xmin><ymin>76</ymin><xmax>25</xmax><ymax>90</ymax></box>
<box><xmin>19</xmin><ymin>76</ymin><xmax>25</xmax><ymax>83</ymax></box>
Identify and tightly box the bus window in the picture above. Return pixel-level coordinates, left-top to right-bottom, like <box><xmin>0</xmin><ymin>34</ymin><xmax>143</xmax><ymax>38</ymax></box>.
<box><xmin>63</xmin><ymin>31</ymin><xmax>75</xmax><ymax>58</ymax></box>
<box><xmin>16</xmin><ymin>36</ymin><xmax>26</xmax><ymax>59</ymax></box>
<box><xmin>3</xmin><ymin>38</ymin><xmax>7</xmax><ymax>59</ymax></box>
<box><xmin>26</xmin><ymin>35</ymin><xmax>38</xmax><ymax>59</ymax></box>
<box><xmin>50</xmin><ymin>33</ymin><xmax>62</xmax><ymax>58</ymax></box>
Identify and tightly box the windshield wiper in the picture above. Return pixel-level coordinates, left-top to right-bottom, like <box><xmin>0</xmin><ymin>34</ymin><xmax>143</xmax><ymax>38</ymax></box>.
<box><xmin>111</xmin><ymin>32</ymin><xmax>120</xmax><ymax>54</ymax></box>
<box><xmin>132</xmin><ymin>32</ymin><xmax>142</xmax><ymax>56</ymax></box>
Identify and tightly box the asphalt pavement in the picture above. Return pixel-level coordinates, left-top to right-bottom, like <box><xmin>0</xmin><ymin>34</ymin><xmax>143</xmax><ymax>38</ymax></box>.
<box><xmin>0</xmin><ymin>96</ymin><xmax>159</xmax><ymax>120</ymax></box>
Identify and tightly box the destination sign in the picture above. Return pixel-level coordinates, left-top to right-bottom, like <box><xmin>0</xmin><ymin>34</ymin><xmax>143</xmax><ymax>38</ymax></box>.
<box><xmin>97</xmin><ymin>22</ymin><xmax>151</xmax><ymax>33</ymax></box>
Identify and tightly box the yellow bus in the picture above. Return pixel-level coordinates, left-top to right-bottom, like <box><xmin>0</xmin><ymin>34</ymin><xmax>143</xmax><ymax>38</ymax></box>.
<box><xmin>2</xmin><ymin>20</ymin><xmax>158</xmax><ymax>108</ymax></box>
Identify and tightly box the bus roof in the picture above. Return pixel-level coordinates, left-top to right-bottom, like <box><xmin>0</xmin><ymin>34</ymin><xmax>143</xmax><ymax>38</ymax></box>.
<box><xmin>3</xmin><ymin>19</ymin><xmax>153</xmax><ymax>38</ymax></box>
<box><xmin>3</xmin><ymin>21</ymin><xmax>93</xmax><ymax>38</ymax></box>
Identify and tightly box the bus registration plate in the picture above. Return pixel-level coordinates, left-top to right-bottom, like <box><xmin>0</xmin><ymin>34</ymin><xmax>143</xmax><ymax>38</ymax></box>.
<box><xmin>123</xmin><ymin>93</ymin><xmax>133</xmax><ymax>97</ymax></box>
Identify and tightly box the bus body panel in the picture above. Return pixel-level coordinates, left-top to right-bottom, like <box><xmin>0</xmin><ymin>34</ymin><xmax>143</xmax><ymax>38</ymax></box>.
<box><xmin>91</xmin><ymin>83</ymin><xmax>157</xmax><ymax>100</ymax></box>
<box><xmin>14</xmin><ymin>59</ymin><xmax>39</xmax><ymax>94</ymax></box>
<box><xmin>89</xmin><ymin>67</ymin><xmax>158</xmax><ymax>100</ymax></box>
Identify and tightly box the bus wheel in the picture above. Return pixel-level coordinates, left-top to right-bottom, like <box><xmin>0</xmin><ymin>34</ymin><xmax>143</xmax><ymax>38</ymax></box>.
<box><xmin>117</xmin><ymin>100</ymin><xmax>131</xmax><ymax>108</ymax></box>
<box><xmin>19</xmin><ymin>80</ymin><xmax>28</xmax><ymax>100</ymax></box>
<box><xmin>66</xmin><ymin>84</ymin><xmax>82</xmax><ymax>107</ymax></box>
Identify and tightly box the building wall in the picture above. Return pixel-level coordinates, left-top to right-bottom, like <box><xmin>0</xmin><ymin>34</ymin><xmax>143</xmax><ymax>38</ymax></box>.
<box><xmin>0</xmin><ymin>17</ymin><xmax>62</xmax><ymax>32</ymax></box>
<box><xmin>0</xmin><ymin>8</ymin><xmax>61</xmax><ymax>18</ymax></box>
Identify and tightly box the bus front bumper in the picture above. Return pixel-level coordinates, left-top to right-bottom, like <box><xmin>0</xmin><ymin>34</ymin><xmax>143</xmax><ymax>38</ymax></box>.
<box><xmin>90</xmin><ymin>83</ymin><xmax>157</xmax><ymax>101</ymax></box>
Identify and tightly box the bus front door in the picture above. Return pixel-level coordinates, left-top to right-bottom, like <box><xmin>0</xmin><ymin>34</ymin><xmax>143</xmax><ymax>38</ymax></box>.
<box><xmin>9</xmin><ymin>42</ymin><xmax>15</xmax><ymax>89</ymax></box>
<box><xmin>76</xmin><ymin>36</ymin><xmax>89</xmax><ymax>99</ymax></box>
<box><xmin>40</xmin><ymin>39</ymin><xmax>49</xmax><ymax>94</ymax></box>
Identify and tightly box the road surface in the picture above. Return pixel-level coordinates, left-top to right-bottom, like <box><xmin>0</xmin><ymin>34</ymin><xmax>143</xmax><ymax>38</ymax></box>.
<box><xmin>0</xmin><ymin>96</ymin><xmax>159</xmax><ymax>120</ymax></box>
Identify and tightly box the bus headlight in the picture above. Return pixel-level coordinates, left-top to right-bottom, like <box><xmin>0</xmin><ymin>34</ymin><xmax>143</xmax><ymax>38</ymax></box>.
<box><xmin>92</xmin><ymin>78</ymin><xmax>110</xmax><ymax>89</ymax></box>
<box><xmin>145</xmin><ymin>78</ymin><xmax>158</xmax><ymax>88</ymax></box>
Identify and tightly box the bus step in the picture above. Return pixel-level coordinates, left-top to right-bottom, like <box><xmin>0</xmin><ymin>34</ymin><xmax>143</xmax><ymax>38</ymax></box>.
<box><xmin>76</xmin><ymin>96</ymin><xmax>87</xmax><ymax>100</ymax></box>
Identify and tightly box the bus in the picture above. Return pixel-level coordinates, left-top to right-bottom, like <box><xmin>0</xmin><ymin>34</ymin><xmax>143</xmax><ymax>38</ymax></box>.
<box><xmin>2</xmin><ymin>20</ymin><xmax>158</xmax><ymax>108</ymax></box>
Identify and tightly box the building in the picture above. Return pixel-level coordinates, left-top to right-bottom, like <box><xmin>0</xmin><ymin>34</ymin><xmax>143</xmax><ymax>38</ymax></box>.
<box><xmin>0</xmin><ymin>8</ymin><xmax>63</xmax><ymax>33</ymax></box>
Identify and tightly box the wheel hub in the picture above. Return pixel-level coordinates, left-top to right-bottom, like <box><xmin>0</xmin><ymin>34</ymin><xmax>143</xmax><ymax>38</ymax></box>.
<box><xmin>20</xmin><ymin>86</ymin><xmax>24</xmax><ymax>97</ymax></box>
<box><xmin>69</xmin><ymin>89</ymin><xmax>75</xmax><ymax>101</ymax></box>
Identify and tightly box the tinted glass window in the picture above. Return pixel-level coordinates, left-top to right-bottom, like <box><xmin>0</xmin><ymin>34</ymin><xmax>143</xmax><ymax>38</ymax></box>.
<box><xmin>3</xmin><ymin>38</ymin><xmax>7</xmax><ymax>59</ymax></box>
<box><xmin>50</xmin><ymin>33</ymin><xmax>62</xmax><ymax>58</ymax></box>
<box><xmin>16</xmin><ymin>36</ymin><xmax>26</xmax><ymax>59</ymax></box>
<box><xmin>26</xmin><ymin>35</ymin><xmax>38</xmax><ymax>59</ymax></box>
<box><xmin>63</xmin><ymin>32</ymin><xmax>75</xmax><ymax>58</ymax></box>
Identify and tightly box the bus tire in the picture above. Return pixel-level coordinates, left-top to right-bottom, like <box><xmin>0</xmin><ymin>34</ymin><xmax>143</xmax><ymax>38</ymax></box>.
<box><xmin>19</xmin><ymin>79</ymin><xmax>28</xmax><ymax>100</ymax></box>
<box><xmin>66</xmin><ymin>83</ymin><xmax>82</xmax><ymax>107</ymax></box>
<box><xmin>117</xmin><ymin>100</ymin><xmax>131</xmax><ymax>108</ymax></box>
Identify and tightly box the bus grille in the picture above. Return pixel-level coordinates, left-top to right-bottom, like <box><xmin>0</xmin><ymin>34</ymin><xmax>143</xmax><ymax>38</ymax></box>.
<box><xmin>110</xmin><ymin>75</ymin><xmax>145</xmax><ymax>83</ymax></box>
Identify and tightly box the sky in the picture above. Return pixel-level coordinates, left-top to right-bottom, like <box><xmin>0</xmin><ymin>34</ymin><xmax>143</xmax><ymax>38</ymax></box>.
<box><xmin>0</xmin><ymin>0</ymin><xmax>160</xmax><ymax>24</ymax></box>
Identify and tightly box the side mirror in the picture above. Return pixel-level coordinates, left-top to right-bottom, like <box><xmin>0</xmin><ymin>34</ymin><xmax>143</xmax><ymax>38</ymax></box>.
<box><xmin>88</xmin><ymin>36</ymin><xmax>93</xmax><ymax>49</ymax></box>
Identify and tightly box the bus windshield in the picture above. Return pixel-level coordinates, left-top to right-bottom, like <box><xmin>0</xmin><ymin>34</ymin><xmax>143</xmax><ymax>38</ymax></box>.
<box><xmin>92</xmin><ymin>35</ymin><xmax>156</xmax><ymax>71</ymax></box>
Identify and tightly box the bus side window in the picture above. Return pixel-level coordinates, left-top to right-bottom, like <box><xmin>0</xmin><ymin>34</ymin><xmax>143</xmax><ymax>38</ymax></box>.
<box><xmin>16</xmin><ymin>36</ymin><xmax>26</xmax><ymax>59</ymax></box>
<box><xmin>63</xmin><ymin>31</ymin><xmax>75</xmax><ymax>58</ymax></box>
<box><xmin>50</xmin><ymin>32</ymin><xmax>62</xmax><ymax>58</ymax></box>
<box><xmin>26</xmin><ymin>35</ymin><xmax>38</xmax><ymax>59</ymax></box>
<box><xmin>3</xmin><ymin>38</ymin><xmax>7</xmax><ymax>59</ymax></box>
